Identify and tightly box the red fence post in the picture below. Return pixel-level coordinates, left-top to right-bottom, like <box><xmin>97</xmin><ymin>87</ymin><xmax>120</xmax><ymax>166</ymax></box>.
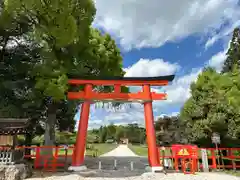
<box><xmin>158</xmin><ymin>148</ymin><xmax>161</xmax><ymax>165</ymax></box>
<box><xmin>174</xmin><ymin>157</ymin><xmax>179</xmax><ymax>171</ymax></box>
<box><xmin>229</xmin><ymin>148</ymin><xmax>236</xmax><ymax>170</ymax></box>
<box><xmin>52</xmin><ymin>146</ymin><xmax>59</xmax><ymax>171</ymax></box>
<box><xmin>211</xmin><ymin>149</ymin><xmax>217</xmax><ymax>169</ymax></box>
<box><xmin>34</xmin><ymin>146</ymin><xmax>40</xmax><ymax>169</ymax></box>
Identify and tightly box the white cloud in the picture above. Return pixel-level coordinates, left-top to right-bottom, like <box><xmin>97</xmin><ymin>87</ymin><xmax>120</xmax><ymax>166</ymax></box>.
<box><xmin>207</xmin><ymin>38</ymin><xmax>231</xmax><ymax>72</ymax></box>
<box><xmin>84</xmin><ymin>49</ymin><xmax>231</xmax><ymax>129</ymax></box>
<box><xmin>104</xmin><ymin>105</ymin><xmax>145</xmax><ymax>125</ymax></box>
<box><xmin>205</xmin><ymin>20</ymin><xmax>240</xmax><ymax>49</ymax></box>
<box><xmin>94</xmin><ymin>0</ymin><xmax>240</xmax><ymax>50</ymax></box>
<box><xmin>124</xmin><ymin>58</ymin><xmax>180</xmax><ymax>77</ymax></box>
<box><xmin>75</xmin><ymin>58</ymin><xmax>204</xmax><ymax>129</ymax></box>
<box><xmin>100</xmin><ymin>70</ymin><xmax>201</xmax><ymax>127</ymax></box>
<box><xmin>92</xmin><ymin>59</ymin><xmax>202</xmax><ymax>128</ymax></box>
<box><xmin>208</xmin><ymin>50</ymin><xmax>227</xmax><ymax>72</ymax></box>
<box><xmin>157</xmin><ymin>112</ymin><xmax>180</xmax><ymax>119</ymax></box>
<box><xmin>153</xmin><ymin>69</ymin><xmax>202</xmax><ymax>108</ymax></box>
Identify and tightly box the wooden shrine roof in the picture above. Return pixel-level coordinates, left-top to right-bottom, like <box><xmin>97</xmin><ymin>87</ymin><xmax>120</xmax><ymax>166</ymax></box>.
<box><xmin>0</xmin><ymin>118</ymin><xmax>29</xmax><ymax>135</ymax></box>
<box><xmin>67</xmin><ymin>74</ymin><xmax>175</xmax><ymax>82</ymax></box>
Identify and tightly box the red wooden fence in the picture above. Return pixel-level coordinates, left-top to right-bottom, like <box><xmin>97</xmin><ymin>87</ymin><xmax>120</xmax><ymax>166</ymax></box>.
<box><xmin>158</xmin><ymin>147</ymin><xmax>240</xmax><ymax>172</ymax></box>
<box><xmin>0</xmin><ymin>146</ymin><xmax>239</xmax><ymax>172</ymax></box>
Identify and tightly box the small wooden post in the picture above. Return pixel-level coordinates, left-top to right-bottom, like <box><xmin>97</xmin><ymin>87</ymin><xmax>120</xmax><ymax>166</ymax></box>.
<box><xmin>201</xmin><ymin>149</ymin><xmax>209</xmax><ymax>172</ymax></box>
<box><xmin>174</xmin><ymin>157</ymin><xmax>179</xmax><ymax>171</ymax></box>
<box><xmin>64</xmin><ymin>145</ymin><xmax>68</xmax><ymax>170</ymax></box>
<box><xmin>229</xmin><ymin>149</ymin><xmax>236</xmax><ymax>171</ymax></box>
<box><xmin>114</xmin><ymin>159</ymin><xmax>117</xmax><ymax>170</ymax></box>
<box><xmin>215</xmin><ymin>144</ymin><xmax>221</xmax><ymax>170</ymax></box>
<box><xmin>34</xmin><ymin>146</ymin><xmax>40</xmax><ymax>169</ymax></box>
<box><xmin>130</xmin><ymin>161</ymin><xmax>134</xmax><ymax>171</ymax></box>
<box><xmin>52</xmin><ymin>146</ymin><xmax>59</xmax><ymax>171</ymax></box>
<box><xmin>211</xmin><ymin>149</ymin><xmax>217</xmax><ymax>170</ymax></box>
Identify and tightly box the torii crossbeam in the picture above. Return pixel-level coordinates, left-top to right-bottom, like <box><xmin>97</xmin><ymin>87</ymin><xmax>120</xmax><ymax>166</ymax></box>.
<box><xmin>67</xmin><ymin>75</ymin><xmax>175</xmax><ymax>172</ymax></box>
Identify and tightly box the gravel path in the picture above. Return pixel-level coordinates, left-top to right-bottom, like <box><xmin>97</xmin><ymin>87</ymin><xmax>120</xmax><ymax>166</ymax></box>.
<box><xmin>27</xmin><ymin>171</ymin><xmax>240</xmax><ymax>180</ymax></box>
<box><xmin>100</xmin><ymin>145</ymin><xmax>138</xmax><ymax>157</ymax></box>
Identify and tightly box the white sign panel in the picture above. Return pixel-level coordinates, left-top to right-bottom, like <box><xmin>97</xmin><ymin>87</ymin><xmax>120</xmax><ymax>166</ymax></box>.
<box><xmin>211</xmin><ymin>132</ymin><xmax>220</xmax><ymax>144</ymax></box>
<box><xmin>201</xmin><ymin>149</ymin><xmax>209</xmax><ymax>172</ymax></box>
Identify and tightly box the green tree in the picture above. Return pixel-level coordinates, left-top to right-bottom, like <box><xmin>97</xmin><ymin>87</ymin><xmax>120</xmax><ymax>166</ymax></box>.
<box><xmin>107</xmin><ymin>124</ymin><xmax>116</xmax><ymax>139</ymax></box>
<box><xmin>2</xmin><ymin>0</ymin><xmax>126</xmax><ymax>148</ymax></box>
<box><xmin>180</xmin><ymin>67</ymin><xmax>240</xmax><ymax>147</ymax></box>
<box><xmin>115</xmin><ymin>127</ymin><xmax>124</xmax><ymax>142</ymax></box>
<box><xmin>125</xmin><ymin>124</ymin><xmax>145</xmax><ymax>144</ymax></box>
<box><xmin>222</xmin><ymin>28</ymin><xmax>240</xmax><ymax>73</ymax></box>
<box><xmin>155</xmin><ymin>115</ymin><xmax>185</xmax><ymax>145</ymax></box>
<box><xmin>2</xmin><ymin>0</ymin><xmax>95</xmax><ymax>147</ymax></box>
<box><xmin>99</xmin><ymin>126</ymin><xmax>108</xmax><ymax>143</ymax></box>
<box><xmin>0</xmin><ymin>40</ymin><xmax>46</xmax><ymax>149</ymax></box>
<box><xmin>56</xmin><ymin>100</ymin><xmax>76</xmax><ymax>132</ymax></box>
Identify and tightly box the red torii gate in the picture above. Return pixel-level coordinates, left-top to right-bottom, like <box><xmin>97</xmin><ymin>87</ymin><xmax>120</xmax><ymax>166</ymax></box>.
<box><xmin>67</xmin><ymin>75</ymin><xmax>175</xmax><ymax>172</ymax></box>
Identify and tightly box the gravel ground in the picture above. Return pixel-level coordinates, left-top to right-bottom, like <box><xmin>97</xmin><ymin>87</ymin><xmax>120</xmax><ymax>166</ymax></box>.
<box><xmin>27</xmin><ymin>171</ymin><xmax>240</xmax><ymax>180</ymax></box>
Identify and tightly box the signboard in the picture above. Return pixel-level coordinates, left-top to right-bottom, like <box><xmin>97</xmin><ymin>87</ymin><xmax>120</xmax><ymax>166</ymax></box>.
<box><xmin>63</xmin><ymin>145</ymin><xmax>69</xmax><ymax>150</ymax></box>
<box><xmin>177</xmin><ymin>148</ymin><xmax>190</xmax><ymax>156</ymax></box>
<box><xmin>211</xmin><ymin>132</ymin><xmax>220</xmax><ymax>144</ymax></box>
<box><xmin>172</xmin><ymin>144</ymin><xmax>198</xmax><ymax>158</ymax></box>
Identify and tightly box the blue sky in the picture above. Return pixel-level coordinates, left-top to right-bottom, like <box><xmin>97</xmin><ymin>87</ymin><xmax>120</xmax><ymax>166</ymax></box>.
<box><xmin>75</xmin><ymin>0</ymin><xmax>240</xmax><ymax>129</ymax></box>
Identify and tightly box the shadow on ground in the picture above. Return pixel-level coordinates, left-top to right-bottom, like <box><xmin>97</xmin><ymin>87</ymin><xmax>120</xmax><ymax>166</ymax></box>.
<box><xmin>30</xmin><ymin>169</ymin><xmax>149</xmax><ymax>179</ymax></box>
<box><xmin>30</xmin><ymin>156</ymin><xmax>151</xmax><ymax>178</ymax></box>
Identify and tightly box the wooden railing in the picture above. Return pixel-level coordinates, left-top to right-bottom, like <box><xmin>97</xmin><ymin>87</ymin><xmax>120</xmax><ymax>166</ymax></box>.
<box><xmin>0</xmin><ymin>149</ymin><xmax>13</xmax><ymax>164</ymax></box>
<box><xmin>16</xmin><ymin>145</ymin><xmax>75</xmax><ymax>171</ymax></box>
<box><xmin>0</xmin><ymin>145</ymin><xmax>238</xmax><ymax>172</ymax></box>
<box><xmin>158</xmin><ymin>147</ymin><xmax>240</xmax><ymax>171</ymax></box>
<box><xmin>0</xmin><ymin>146</ymin><xmax>28</xmax><ymax>165</ymax></box>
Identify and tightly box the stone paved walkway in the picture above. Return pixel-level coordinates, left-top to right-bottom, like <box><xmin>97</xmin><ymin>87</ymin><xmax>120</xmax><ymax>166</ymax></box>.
<box><xmin>100</xmin><ymin>145</ymin><xmax>138</xmax><ymax>157</ymax></box>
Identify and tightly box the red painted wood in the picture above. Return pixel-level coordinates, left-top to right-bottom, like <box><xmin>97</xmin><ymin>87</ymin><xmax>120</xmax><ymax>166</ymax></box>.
<box><xmin>68</xmin><ymin>79</ymin><xmax>169</xmax><ymax>86</ymax></box>
<box><xmin>143</xmin><ymin>85</ymin><xmax>161</xmax><ymax>167</ymax></box>
<box><xmin>68</xmin><ymin>91</ymin><xmax>167</xmax><ymax>101</ymax></box>
<box><xmin>72</xmin><ymin>84</ymin><xmax>92</xmax><ymax>166</ymax></box>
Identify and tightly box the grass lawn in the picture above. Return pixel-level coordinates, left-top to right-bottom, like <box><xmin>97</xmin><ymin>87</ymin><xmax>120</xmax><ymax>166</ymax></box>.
<box><xmin>128</xmin><ymin>145</ymin><xmax>226</xmax><ymax>158</ymax></box>
<box><xmin>128</xmin><ymin>144</ymin><xmax>174</xmax><ymax>157</ymax></box>
<box><xmin>57</xmin><ymin>143</ymin><xmax>118</xmax><ymax>157</ymax></box>
<box><xmin>86</xmin><ymin>143</ymin><xmax>118</xmax><ymax>156</ymax></box>
<box><xmin>128</xmin><ymin>144</ymin><xmax>148</xmax><ymax>156</ymax></box>
<box><xmin>224</xmin><ymin>170</ymin><xmax>240</xmax><ymax>177</ymax></box>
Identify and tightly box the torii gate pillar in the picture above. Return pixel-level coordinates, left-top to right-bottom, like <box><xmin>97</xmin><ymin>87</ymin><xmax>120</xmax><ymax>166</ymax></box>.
<box><xmin>70</xmin><ymin>84</ymin><xmax>92</xmax><ymax>170</ymax></box>
<box><xmin>143</xmin><ymin>85</ymin><xmax>162</xmax><ymax>171</ymax></box>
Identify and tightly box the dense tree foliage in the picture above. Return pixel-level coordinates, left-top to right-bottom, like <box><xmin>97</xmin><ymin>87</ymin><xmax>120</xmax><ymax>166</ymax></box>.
<box><xmin>155</xmin><ymin>116</ymin><xmax>186</xmax><ymax>146</ymax></box>
<box><xmin>222</xmin><ymin>28</ymin><xmax>240</xmax><ymax>73</ymax></box>
<box><xmin>0</xmin><ymin>0</ymin><xmax>126</xmax><ymax>148</ymax></box>
<box><xmin>89</xmin><ymin>124</ymin><xmax>146</xmax><ymax>144</ymax></box>
<box><xmin>180</xmin><ymin>67</ymin><xmax>240</xmax><ymax>147</ymax></box>
<box><xmin>180</xmin><ymin>28</ymin><xmax>240</xmax><ymax>147</ymax></box>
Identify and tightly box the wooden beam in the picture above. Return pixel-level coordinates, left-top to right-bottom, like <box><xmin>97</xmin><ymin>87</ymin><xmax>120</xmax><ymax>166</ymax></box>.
<box><xmin>68</xmin><ymin>79</ymin><xmax>169</xmax><ymax>86</ymax></box>
<box><xmin>114</xmin><ymin>85</ymin><xmax>121</xmax><ymax>93</ymax></box>
<box><xmin>68</xmin><ymin>91</ymin><xmax>167</xmax><ymax>101</ymax></box>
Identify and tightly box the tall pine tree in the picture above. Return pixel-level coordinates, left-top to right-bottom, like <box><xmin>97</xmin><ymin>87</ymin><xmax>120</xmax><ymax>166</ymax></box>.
<box><xmin>222</xmin><ymin>28</ymin><xmax>240</xmax><ymax>73</ymax></box>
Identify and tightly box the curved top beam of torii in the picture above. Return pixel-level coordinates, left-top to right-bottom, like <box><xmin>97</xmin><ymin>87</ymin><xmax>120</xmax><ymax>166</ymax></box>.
<box><xmin>67</xmin><ymin>75</ymin><xmax>175</xmax><ymax>102</ymax></box>
<box><xmin>67</xmin><ymin>75</ymin><xmax>175</xmax><ymax>86</ymax></box>
<box><xmin>68</xmin><ymin>74</ymin><xmax>175</xmax><ymax>81</ymax></box>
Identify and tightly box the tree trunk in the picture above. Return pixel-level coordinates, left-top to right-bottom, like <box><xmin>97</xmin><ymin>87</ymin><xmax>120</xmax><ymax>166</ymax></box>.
<box><xmin>24</xmin><ymin>133</ymin><xmax>33</xmax><ymax>160</ymax></box>
<box><xmin>42</xmin><ymin>101</ymin><xmax>58</xmax><ymax>156</ymax></box>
